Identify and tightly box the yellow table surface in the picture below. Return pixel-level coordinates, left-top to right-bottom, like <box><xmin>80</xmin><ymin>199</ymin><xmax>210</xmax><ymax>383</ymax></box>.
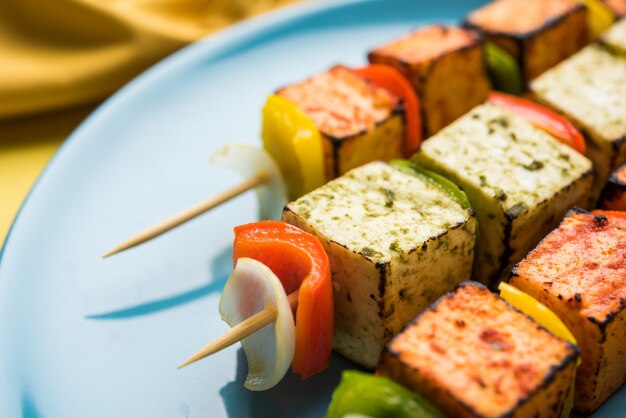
<box><xmin>0</xmin><ymin>0</ymin><xmax>295</xmax><ymax>246</ymax></box>
<box><xmin>0</xmin><ymin>104</ymin><xmax>97</xmax><ymax>243</ymax></box>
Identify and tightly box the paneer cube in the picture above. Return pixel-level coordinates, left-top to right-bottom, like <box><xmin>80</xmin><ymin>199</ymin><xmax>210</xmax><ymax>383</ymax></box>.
<box><xmin>600</xmin><ymin>18</ymin><xmax>626</xmax><ymax>55</ymax></box>
<box><xmin>377</xmin><ymin>282</ymin><xmax>579</xmax><ymax>418</ymax></box>
<box><xmin>510</xmin><ymin>209</ymin><xmax>626</xmax><ymax>413</ymax></box>
<box><xmin>368</xmin><ymin>25</ymin><xmax>490</xmax><ymax>137</ymax></box>
<box><xmin>282</xmin><ymin>162</ymin><xmax>476</xmax><ymax>368</ymax></box>
<box><xmin>277</xmin><ymin>66</ymin><xmax>405</xmax><ymax>181</ymax></box>
<box><xmin>464</xmin><ymin>0</ymin><xmax>587</xmax><ymax>82</ymax></box>
<box><xmin>413</xmin><ymin>103</ymin><xmax>593</xmax><ymax>286</ymax></box>
<box><xmin>530</xmin><ymin>44</ymin><xmax>626</xmax><ymax>204</ymax></box>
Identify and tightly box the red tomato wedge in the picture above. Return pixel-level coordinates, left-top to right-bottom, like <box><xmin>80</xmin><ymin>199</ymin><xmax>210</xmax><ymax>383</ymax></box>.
<box><xmin>353</xmin><ymin>64</ymin><xmax>422</xmax><ymax>156</ymax></box>
<box><xmin>233</xmin><ymin>220</ymin><xmax>333</xmax><ymax>378</ymax></box>
<box><xmin>488</xmin><ymin>92</ymin><xmax>586</xmax><ymax>155</ymax></box>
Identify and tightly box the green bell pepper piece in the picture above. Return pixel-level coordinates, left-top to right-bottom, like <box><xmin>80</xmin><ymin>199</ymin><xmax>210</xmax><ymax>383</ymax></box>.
<box><xmin>390</xmin><ymin>159</ymin><xmax>471</xmax><ymax>210</ymax></box>
<box><xmin>326</xmin><ymin>371</ymin><xmax>445</xmax><ymax>418</ymax></box>
<box><xmin>484</xmin><ymin>42</ymin><xmax>524</xmax><ymax>96</ymax></box>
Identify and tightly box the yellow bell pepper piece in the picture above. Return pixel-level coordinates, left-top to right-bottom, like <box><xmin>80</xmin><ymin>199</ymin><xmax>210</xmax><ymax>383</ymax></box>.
<box><xmin>498</xmin><ymin>282</ymin><xmax>576</xmax><ymax>345</ymax></box>
<box><xmin>577</xmin><ymin>0</ymin><xmax>615</xmax><ymax>39</ymax></box>
<box><xmin>498</xmin><ymin>282</ymin><xmax>579</xmax><ymax>418</ymax></box>
<box><xmin>261</xmin><ymin>94</ymin><xmax>326</xmax><ymax>200</ymax></box>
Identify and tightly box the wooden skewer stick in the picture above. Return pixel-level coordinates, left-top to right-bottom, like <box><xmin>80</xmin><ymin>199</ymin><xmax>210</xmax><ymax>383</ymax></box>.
<box><xmin>102</xmin><ymin>171</ymin><xmax>269</xmax><ymax>258</ymax></box>
<box><xmin>178</xmin><ymin>290</ymin><xmax>299</xmax><ymax>369</ymax></box>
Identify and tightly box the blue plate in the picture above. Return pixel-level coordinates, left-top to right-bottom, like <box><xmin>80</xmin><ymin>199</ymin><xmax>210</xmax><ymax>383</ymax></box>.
<box><xmin>1</xmin><ymin>0</ymin><xmax>624</xmax><ymax>416</ymax></box>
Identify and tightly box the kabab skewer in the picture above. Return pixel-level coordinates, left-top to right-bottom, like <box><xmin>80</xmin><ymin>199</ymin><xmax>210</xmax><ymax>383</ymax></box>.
<box><xmin>103</xmin><ymin>171</ymin><xmax>269</xmax><ymax>258</ymax></box>
<box><xmin>178</xmin><ymin>289</ymin><xmax>299</xmax><ymax>369</ymax></box>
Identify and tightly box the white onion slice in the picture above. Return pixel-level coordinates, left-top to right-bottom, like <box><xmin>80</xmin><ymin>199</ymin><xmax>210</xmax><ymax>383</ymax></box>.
<box><xmin>210</xmin><ymin>143</ymin><xmax>287</xmax><ymax>220</ymax></box>
<box><xmin>219</xmin><ymin>257</ymin><xmax>295</xmax><ymax>391</ymax></box>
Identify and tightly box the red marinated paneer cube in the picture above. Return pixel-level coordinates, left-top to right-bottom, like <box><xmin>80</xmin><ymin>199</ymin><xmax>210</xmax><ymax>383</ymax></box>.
<box><xmin>511</xmin><ymin>209</ymin><xmax>626</xmax><ymax>413</ymax></box>
<box><xmin>464</xmin><ymin>0</ymin><xmax>587</xmax><ymax>82</ymax></box>
<box><xmin>368</xmin><ymin>25</ymin><xmax>490</xmax><ymax>137</ymax></box>
<box><xmin>377</xmin><ymin>282</ymin><xmax>578</xmax><ymax>418</ymax></box>
<box><xmin>277</xmin><ymin>65</ymin><xmax>405</xmax><ymax>181</ymax></box>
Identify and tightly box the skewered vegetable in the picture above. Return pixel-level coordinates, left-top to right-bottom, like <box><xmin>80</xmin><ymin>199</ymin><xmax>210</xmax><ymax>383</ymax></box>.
<box><xmin>262</xmin><ymin>94</ymin><xmax>326</xmax><ymax>200</ymax></box>
<box><xmin>209</xmin><ymin>143</ymin><xmax>287</xmax><ymax>220</ymax></box>
<box><xmin>483</xmin><ymin>41</ymin><xmax>524</xmax><ymax>95</ymax></box>
<box><xmin>219</xmin><ymin>257</ymin><xmax>295</xmax><ymax>390</ymax></box>
<box><xmin>233</xmin><ymin>220</ymin><xmax>333</xmax><ymax>378</ymax></box>
<box><xmin>352</xmin><ymin>65</ymin><xmax>422</xmax><ymax>155</ymax></box>
<box><xmin>488</xmin><ymin>92</ymin><xmax>586</xmax><ymax>154</ymax></box>
<box><xmin>326</xmin><ymin>371</ymin><xmax>444</xmax><ymax>418</ymax></box>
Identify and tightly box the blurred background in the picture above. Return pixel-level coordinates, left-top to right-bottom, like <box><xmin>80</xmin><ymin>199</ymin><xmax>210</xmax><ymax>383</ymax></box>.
<box><xmin>0</xmin><ymin>0</ymin><xmax>295</xmax><ymax>242</ymax></box>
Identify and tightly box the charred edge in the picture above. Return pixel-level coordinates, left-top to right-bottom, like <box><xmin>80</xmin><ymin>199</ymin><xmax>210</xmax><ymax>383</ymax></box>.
<box><xmin>406</xmin><ymin>220</ymin><xmax>466</xmax><ymax>255</ymax></box>
<box><xmin>377</xmin><ymin>262</ymin><xmax>389</xmax><ymax>319</ymax></box>
<box><xmin>464</xmin><ymin>3</ymin><xmax>585</xmax><ymax>83</ymax></box>
<box><xmin>370</xmin><ymin>25</ymin><xmax>483</xmax><ymax>70</ymax></box>
<box><xmin>587</xmin><ymin>297</ymin><xmax>626</xmax><ymax>337</ymax></box>
<box><xmin>566</xmin><ymin>206</ymin><xmax>589</xmax><ymax>216</ymax></box>
<box><xmin>597</xmin><ymin>39</ymin><xmax>626</xmax><ymax>58</ymax></box>
<box><xmin>600</xmin><ymin>181</ymin><xmax>626</xmax><ymax>205</ymax></box>
<box><xmin>463</xmin><ymin>3</ymin><xmax>585</xmax><ymax>42</ymax></box>
<box><xmin>501</xmin><ymin>348</ymin><xmax>579</xmax><ymax>418</ymax></box>
<box><xmin>610</xmin><ymin>135</ymin><xmax>626</xmax><ymax>172</ymax></box>
<box><xmin>593</xmin><ymin>213</ymin><xmax>608</xmax><ymax>227</ymax></box>
<box><xmin>496</xmin><ymin>169</ymin><xmax>593</xmax><ymax>283</ymax></box>
<box><xmin>382</xmin><ymin>282</ymin><xmax>478</xmax><ymax>353</ymax></box>
<box><xmin>325</xmin><ymin>111</ymin><xmax>405</xmax><ymax>177</ymax></box>
<box><xmin>492</xmin><ymin>204</ymin><xmax>522</xmax><ymax>287</ymax></box>
<box><xmin>385</xmin><ymin>282</ymin><xmax>507</xmax><ymax>418</ymax></box>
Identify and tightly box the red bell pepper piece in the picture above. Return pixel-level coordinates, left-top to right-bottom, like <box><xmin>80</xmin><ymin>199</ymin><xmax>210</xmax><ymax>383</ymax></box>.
<box><xmin>233</xmin><ymin>220</ymin><xmax>333</xmax><ymax>378</ymax></box>
<box><xmin>592</xmin><ymin>210</ymin><xmax>626</xmax><ymax>221</ymax></box>
<box><xmin>353</xmin><ymin>65</ymin><xmax>422</xmax><ymax>156</ymax></box>
<box><xmin>488</xmin><ymin>92</ymin><xmax>586</xmax><ymax>155</ymax></box>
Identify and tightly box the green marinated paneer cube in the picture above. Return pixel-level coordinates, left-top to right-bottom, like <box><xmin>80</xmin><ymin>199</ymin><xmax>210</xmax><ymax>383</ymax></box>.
<box><xmin>530</xmin><ymin>44</ymin><xmax>626</xmax><ymax>204</ymax></box>
<box><xmin>413</xmin><ymin>103</ymin><xmax>592</xmax><ymax>286</ymax></box>
<box><xmin>282</xmin><ymin>162</ymin><xmax>476</xmax><ymax>368</ymax></box>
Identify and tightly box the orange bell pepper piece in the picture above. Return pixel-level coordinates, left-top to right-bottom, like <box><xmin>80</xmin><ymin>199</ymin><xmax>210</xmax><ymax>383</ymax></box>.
<box><xmin>353</xmin><ymin>64</ymin><xmax>422</xmax><ymax>156</ymax></box>
<box><xmin>233</xmin><ymin>220</ymin><xmax>333</xmax><ymax>378</ymax></box>
<box><xmin>488</xmin><ymin>92</ymin><xmax>586</xmax><ymax>155</ymax></box>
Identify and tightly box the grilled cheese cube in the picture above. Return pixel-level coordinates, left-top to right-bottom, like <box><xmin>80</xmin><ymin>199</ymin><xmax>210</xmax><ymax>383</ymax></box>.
<box><xmin>282</xmin><ymin>162</ymin><xmax>476</xmax><ymax>368</ymax></box>
<box><xmin>530</xmin><ymin>44</ymin><xmax>626</xmax><ymax>204</ymax></box>
<box><xmin>600</xmin><ymin>18</ymin><xmax>626</xmax><ymax>55</ymax></box>
<box><xmin>413</xmin><ymin>103</ymin><xmax>593</xmax><ymax>286</ymax></box>
<box><xmin>464</xmin><ymin>0</ymin><xmax>587</xmax><ymax>82</ymax></box>
<box><xmin>377</xmin><ymin>282</ymin><xmax>579</xmax><ymax>418</ymax></box>
<box><xmin>511</xmin><ymin>209</ymin><xmax>626</xmax><ymax>413</ymax></box>
<box><xmin>277</xmin><ymin>66</ymin><xmax>404</xmax><ymax>181</ymax></box>
<box><xmin>368</xmin><ymin>25</ymin><xmax>490</xmax><ymax>136</ymax></box>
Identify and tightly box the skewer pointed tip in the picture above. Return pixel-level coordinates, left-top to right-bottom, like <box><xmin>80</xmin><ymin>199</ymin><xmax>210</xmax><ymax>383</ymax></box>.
<box><xmin>102</xmin><ymin>246</ymin><xmax>124</xmax><ymax>259</ymax></box>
